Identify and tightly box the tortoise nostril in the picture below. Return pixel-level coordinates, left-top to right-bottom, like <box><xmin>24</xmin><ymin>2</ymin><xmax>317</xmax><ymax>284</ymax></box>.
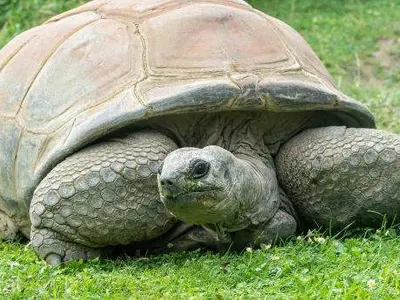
<box><xmin>159</xmin><ymin>178</ymin><xmax>181</xmax><ymax>197</ymax></box>
<box><xmin>161</xmin><ymin>179</ymin><xmax>174</xmax><ymax>186</ymax></box>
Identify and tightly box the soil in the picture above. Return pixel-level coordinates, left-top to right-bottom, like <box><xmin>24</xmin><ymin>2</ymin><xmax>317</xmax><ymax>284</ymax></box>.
<box><xmin>362</xmin><ymin>33</ymin><xmax>400</xmax><ymax>87</ymax></box>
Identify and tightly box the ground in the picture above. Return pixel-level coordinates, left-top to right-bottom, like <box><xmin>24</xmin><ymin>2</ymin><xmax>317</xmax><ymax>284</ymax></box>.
<box><xmin>0</xmin><ymin>0</ymin><xmax>400</xmax><ymax>298</ymax></box>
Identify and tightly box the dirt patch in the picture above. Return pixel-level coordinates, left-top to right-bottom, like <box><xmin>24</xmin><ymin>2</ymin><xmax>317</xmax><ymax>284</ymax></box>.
<box><xmin>373</xmin><ymin>38</ymin><xmax>400</xmax><ymax>68</ymax></box>
<box><xmin>361</xmin><ymin>36</ymin><xmax>400</xmax><ymax>87</ymax></box>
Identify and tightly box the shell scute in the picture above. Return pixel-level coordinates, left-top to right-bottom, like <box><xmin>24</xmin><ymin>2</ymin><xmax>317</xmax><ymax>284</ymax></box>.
<box><xmin>0</xmin><ymin>12</ymin><xmax>100</xmax><ymax>119</ymax></box>
<box><xmin>142</xmin><ymin>3</ymin><xmax>296</xmax><ymax>75</ymax></box>
<box><xmin>19</xmin><ymin>18</ymin><xmax>143</xmax><ymax>133</ymax></box>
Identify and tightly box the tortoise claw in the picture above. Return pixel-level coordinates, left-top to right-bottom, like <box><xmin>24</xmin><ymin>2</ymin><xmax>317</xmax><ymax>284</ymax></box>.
<box><xmin>45</xmin><ymin>253</ymin><xmax>62</xmax><ymax>266</ymax></box>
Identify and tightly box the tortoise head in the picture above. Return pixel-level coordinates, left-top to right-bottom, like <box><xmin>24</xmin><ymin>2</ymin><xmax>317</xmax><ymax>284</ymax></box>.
<box><xmin>158</xmin><ymin>145</ymin><xmax>280</xmax><ymax>235</ymax></box>
<box><xmin>158</xmin><ymin>146</ymin><xmax>241</xmax><ymax>227</ymax></box>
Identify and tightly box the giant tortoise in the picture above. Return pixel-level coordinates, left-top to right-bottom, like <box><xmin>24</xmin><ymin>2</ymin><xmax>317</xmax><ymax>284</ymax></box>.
<box><xmin>1</xmin><ymin>0</ymin><xmax>399</xmax><ymax>265</ymax></box>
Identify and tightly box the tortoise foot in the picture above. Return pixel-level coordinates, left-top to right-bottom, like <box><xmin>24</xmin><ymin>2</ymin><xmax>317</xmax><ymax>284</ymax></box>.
<box><xmin>31</xmin><ymin>228</ymin><xmax>101</xmax><ymax>266</ymax></box>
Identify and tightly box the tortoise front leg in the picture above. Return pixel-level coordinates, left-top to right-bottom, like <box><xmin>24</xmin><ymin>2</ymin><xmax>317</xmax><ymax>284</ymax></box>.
<box><xmin>276</xmin><ymin>126</ymin><xmax>400</xmax><ymax>231</ymax></box>
<box><xmin>30</xmin><ymin>131</ymin><xmax>178</xmax><ymax>265</ymax></box>
<box><xmin>161</xmin><ymin>206</ymin><xmax>297</xmax><ymax>253</ymax></box>
<box><xmin>232</xmin><ymin>209</ymin><xmax>297</xmax><ymax>250</ymax></box>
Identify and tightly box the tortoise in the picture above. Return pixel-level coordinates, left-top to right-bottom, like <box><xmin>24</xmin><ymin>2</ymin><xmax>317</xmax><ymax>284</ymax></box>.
<box><xmin>1</xmin><ymin>0</ymin><xmax>400</xmax><ymax>265</ymax></box>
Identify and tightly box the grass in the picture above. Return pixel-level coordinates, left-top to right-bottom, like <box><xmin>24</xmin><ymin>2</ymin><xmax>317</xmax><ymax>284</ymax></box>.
<box><xmin>2</xmin><ymin>230</ymin><xmax>400</xmax><ymax>298</ymax></box>
<box><xmin>1</xmin><ymin>0</ymin><xmax>400</xmax><ymax>298</ymax></box>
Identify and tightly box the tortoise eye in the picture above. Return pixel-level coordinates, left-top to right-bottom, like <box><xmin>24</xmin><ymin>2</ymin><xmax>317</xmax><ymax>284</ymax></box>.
<box><xmin>191</xmin><ymin>160</ymin><xmax>210</xmax><ymax>179</ymax></box>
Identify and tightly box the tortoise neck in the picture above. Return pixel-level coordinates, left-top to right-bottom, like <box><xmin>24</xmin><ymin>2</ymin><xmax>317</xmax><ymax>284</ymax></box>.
<box><xmin>149</xmin><ymin>111</ymin><xmax>269</xmax><ymax>152</ymax></box>
<box><xmin>141</xmin><ymin>110</ymin><xmax>318</xmax><ymax>155</ymax></box>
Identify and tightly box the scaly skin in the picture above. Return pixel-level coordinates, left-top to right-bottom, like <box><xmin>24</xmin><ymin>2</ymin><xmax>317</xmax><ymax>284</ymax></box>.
<box><xmin>30</xmin><ymin>131</ymin><xmax>178</xmax><ymax>264</ymax></box>
<box><xmin>231</xmin><ymin>209</ymin><xmax>297</xmax><ymax>250</ymax></box>
<box><xmin>276</xmin><ymin>126</ymin><xmax>400</xmax><ymax>231</ymax></box>
<box><xmin>0</xmin><ymin>210</ymin><xmax>18</xmax><ymax>240</ymax></box>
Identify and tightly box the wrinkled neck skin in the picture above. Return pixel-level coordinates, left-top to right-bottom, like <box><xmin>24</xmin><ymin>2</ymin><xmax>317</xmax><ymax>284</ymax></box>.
<box><xmin>210</xmin><ymin>114</ymin><xmax>281</xmax><ymax>236</ymax></box>
<box><xmin>214</xmin><ymin>150</ymin><xmax>280</xmax><ymax>235</ymax></box>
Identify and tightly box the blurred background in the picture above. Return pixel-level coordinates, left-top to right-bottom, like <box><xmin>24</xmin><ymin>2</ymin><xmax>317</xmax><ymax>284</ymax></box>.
<box><xmin>0</xmin><ymin>0</ymin><xmax>399</xmax><ymax>131</ymax></box>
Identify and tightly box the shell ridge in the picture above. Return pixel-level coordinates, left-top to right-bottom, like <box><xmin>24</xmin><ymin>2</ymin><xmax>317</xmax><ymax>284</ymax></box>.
<box><xmin>264</xmin><ymin>14</ymin><xmax>337</xmax><ymax>87</ymax></box>
<box><xmin>226</xmin><ymin>73</ymin><xmax>243</xmax><ymax>108</ymax></box>
<box><xmin>62</xmin><ymin>117</ymin><xmax>78</xmax><ymax>149</ymax></box>
<box><xmin>0</xmin><ymin>32</ymin><xmax>38</xmax><ymax>74</ymax></box>
<box><xmin>45</xmin><ymin>9</ymin><xmax>103</xmax><ymax>24</ymax></box>
<box><xmin>11</xmin><ymin>130</ymin><xmax>23</xmax><ymax>201</ymax></box>
<box><xmin>133</xmin><ymin>23</ymin><xmax>151</xmax><ymax>111</ymax></box>
<box><xmin>33</xmin><ymin>135</ymin><xmax>50</xmax><ymax>173</ymax></box>
<box><xmin>45</xmin><ymin>1</ymin><xmax>109</xmax><ymax>24</ymax></box>
<box><xmin>95</xmin><ymin>0</ymin><xmax>252</xmax><ymax>24</ymax></box>
<box><xmin>257</xmin><ymin>12</ymin><xmax>301</xmax><ymax>73</ymax></box>
<box><xmin>174</xmin><ymin>0</ymin><xmax>251</xmax><ymax>11</ymax></box>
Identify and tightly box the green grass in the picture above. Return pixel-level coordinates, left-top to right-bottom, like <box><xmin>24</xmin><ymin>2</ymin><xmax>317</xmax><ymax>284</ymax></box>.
<box><xmin>1</xmin><ymin>0</ymin><xmax>400</xmax><ymax>298</ymax></box>
<box><xmin>2</xmin><ymin>231</ymin><xmax>400</xmax><ymax>298</ymax></box>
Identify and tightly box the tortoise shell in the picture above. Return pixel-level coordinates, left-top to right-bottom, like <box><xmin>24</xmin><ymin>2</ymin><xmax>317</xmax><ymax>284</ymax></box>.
<box><xmin>0</xmin><ymin>0</ymin><xmax>374</xmax><ymax>234</ymax></box>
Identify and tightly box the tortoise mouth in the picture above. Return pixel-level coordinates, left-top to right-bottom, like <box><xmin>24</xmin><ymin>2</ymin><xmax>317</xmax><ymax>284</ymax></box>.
<box><xmin>161</xmin><ymin>189</ymin><xmax>226</xmax><ymax>225</ymax></box>
<box><xmin>161</xmin><ymin>188</ymin><xmax>225</xmax><ymax>215</ymax></box>
<box><xmin>161</xmin><ymin>189</ymin><xmax>220</xmax><ymax>205</ymax></box>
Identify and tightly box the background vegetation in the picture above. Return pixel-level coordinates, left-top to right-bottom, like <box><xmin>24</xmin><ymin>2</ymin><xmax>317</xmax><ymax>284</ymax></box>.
<box><xmin>0</xmin><ymin>0</ymin><xmax>399</xmax><ymax>298</ymax></box>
